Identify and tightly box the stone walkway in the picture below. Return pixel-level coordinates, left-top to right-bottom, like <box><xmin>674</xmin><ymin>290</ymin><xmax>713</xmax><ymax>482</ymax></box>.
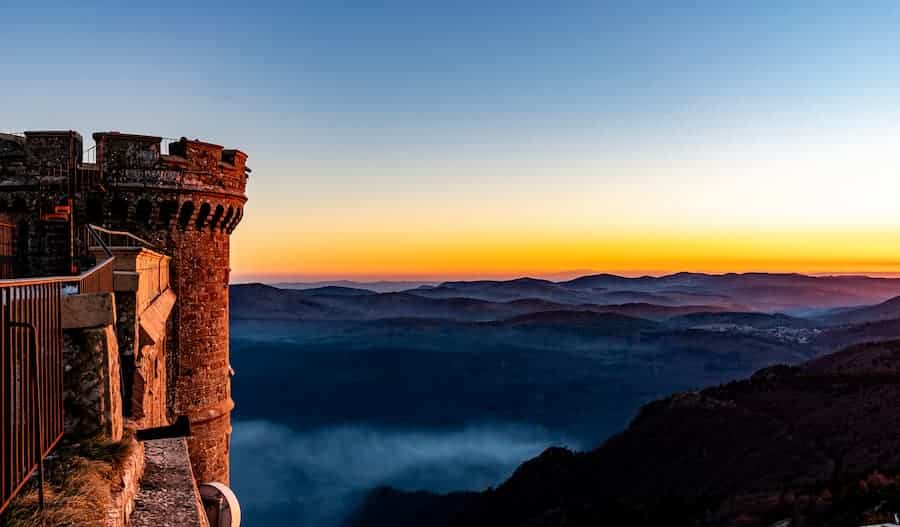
<box><xmin>129</xmin><ymin>438</ymin><xmax>208</xmax><ymax>527</ymax></box>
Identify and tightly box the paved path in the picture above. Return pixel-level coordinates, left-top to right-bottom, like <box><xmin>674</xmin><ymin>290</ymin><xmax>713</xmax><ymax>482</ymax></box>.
<box><xmin>130</xmin><ymin>438</ymin><xmax>208</xmax><ymax>527</ymax></box>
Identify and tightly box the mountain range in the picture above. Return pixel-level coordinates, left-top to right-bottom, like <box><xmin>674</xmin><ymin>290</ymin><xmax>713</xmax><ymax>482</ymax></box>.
<box><xmin>228</xmin><ymin>272</ymin><xmax>900</xmax><ymax>526</ymax></box>
<box><xmin>233</xmin><ymin>272</ymin><xmax>900</xmax><ymax>322</ymax></box>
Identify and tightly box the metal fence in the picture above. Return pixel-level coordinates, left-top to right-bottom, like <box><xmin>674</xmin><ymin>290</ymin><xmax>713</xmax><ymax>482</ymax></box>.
<box><xmin>0</xmin><ymin>257</ymin><xmax>115</xmax><ymax>515</ymax></box>
<box><xmin>0</xmin><ymin>278</ymin><xmax>63</xmax><ymax>514</ymax></box>
<box><xmin>0</xmin><ymin>223</ymin><xmax>13</xmax><ymax>279</ymax></box>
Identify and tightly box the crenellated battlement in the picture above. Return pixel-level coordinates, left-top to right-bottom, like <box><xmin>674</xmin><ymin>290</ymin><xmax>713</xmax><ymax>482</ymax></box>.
<box><xmin>92</xmin><ymin>132</ymin><xmax>249</xmax><ymax>198</ymax></box>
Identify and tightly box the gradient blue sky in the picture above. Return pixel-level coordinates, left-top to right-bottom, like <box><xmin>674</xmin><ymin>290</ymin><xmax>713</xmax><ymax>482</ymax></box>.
<box><xmin>3</xmin><ymin>2</ymin><xmax>900</xmax><ymax>280</ymax></box>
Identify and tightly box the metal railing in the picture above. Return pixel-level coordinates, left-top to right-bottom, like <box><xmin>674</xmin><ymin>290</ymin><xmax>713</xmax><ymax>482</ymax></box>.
<box><xmin>75</xmin><ymin>257</ymin><xmax>115</xmax><ymax>295</ymax></box>
<box><xmin>0</xmin><ymin>223</ymin><xmax>13</xmax><ymax>280</ymax></box>
<box><xmin>0</xmin><ymin>257</ymin><xmax>115</xmax><ymax>515</ymax></box>
<box><xmin>82</xmin><ymin>145</ymin><xmax>96</xmax><ymax>165</ymax></box>
<box><xmin>85</xmin><ymin>225</ymin><xmax>169</xmax><ymax>311</ymax></box>
<box><xmin>161</xmin><ymin>137</ymin><xmax>180</xmax><ymax>156</ymax></box>
<box><xmin>86</xmin><ymin>224</ymin><xmax>158</xmax><ymax>252</ymax></box>
<box><xmin>81</xmin><ymin>137</ymin><xmax>179</xmax><ymax>165</ymax></box>
<box><xmin>0</xmin><ymin>279</ymin><xmax>62</xmax><ymax>514</ymax></box>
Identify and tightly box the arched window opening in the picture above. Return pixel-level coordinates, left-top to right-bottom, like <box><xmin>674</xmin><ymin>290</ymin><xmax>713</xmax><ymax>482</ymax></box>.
<box><xmin>135</xmin><ymin>200</ymin><xmax>153</xmax><ymax>227</ymax></box>
<box><xmin>195</xmin><ymin>203</ymin><xmax>211</xmax><ymax>230</ymax></box>
<box><xmin>11</xmin><ymin>198</ymin><xmax>26</xmax><ymax>213</ymax></box>
<box><xmin>209</xmin><ymin>205</ymin><xmax>224</xmax><ymax>231</ymax></box>
<box><xmin>220</xmin><ymin>206</ymin><xmax>234</xmax><ymax>232</ymax></box>
<box><xmin>158</xmin><ymin>200</ymin><xmax>178</xmax><ymax>227</ymax></box>
<box><xmin>177</xmin><ymin>201</ymin><xmax>195</xmax><ymax>230</ymax></box>
<box><xmin>227</xmin><ymin>207</ymin><xmax>243</xmax><ymax>233</ymax></box>
<box><xmin>111</xmin><ymin>197</ymin><xmax>129</xmax><ymax>225</ymax></box>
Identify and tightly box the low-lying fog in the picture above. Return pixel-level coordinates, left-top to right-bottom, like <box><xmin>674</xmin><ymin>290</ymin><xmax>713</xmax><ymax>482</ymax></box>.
<box><xmin>230</xmin><ymin>421</ymin><xmax>578</xmax><ymax>526</ymax></box>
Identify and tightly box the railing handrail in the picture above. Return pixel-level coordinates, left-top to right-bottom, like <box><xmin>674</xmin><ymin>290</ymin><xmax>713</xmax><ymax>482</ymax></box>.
<box><xmin>85</xmin><ymin>224</ymin><xmax>113</xmax><ymax>259</ymax></box>
<box><xmin>0</xmin><ymin>257</ymin><xmax>116</xmax><ymax>289</ymax></box>
<box><xmin>76</xmin><ymin>256</ymin><xmax>116</xmax><ymax>284</ymax></box>
<box><xmin>86</xmin><ymin>224</ymin><xmax>159</xmax><ymax>251</ymax></box>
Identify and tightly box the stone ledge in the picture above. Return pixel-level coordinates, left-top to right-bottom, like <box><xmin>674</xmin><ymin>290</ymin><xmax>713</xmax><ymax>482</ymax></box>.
<box><xmin>139</xmin><ymin>288</ymin><xmax>176</xmax><ymax>344</ymax></box>
<box><xmin>114</xmin><ymin>271</ymin><xmax>140</xmax><ymax>292</ymax></box>
<box><xmin>63</xmin><ymin>324</ymin><xmax>124</xmax><ymax>440</ymax></box>
<box><xmin>61</xmin><ymin>292</ymin><xmax>116</xmax><ymax>329</ymax></box>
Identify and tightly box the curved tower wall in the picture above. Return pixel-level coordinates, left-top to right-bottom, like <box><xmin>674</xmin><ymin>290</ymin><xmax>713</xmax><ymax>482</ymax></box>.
<box><xmin>92</xmin><ymin>132</ymin><xmax>248</xmax><ymax>484</ymax></box>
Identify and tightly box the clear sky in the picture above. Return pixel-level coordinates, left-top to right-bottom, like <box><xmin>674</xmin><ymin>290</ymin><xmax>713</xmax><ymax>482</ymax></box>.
<box><xmin>3</xmin><ymin>2</ymin><xmax>900</xmax><ymax>281</ymax></box>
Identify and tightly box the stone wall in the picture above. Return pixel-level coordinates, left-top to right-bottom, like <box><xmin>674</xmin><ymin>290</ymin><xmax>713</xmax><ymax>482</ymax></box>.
<box><xmin>106</xmin><ymin>438</ymin><xmax>145</xmax><ymax>527</ymax></box>
<box><xmin>172</xmin><ymin>228</ymin><xmax>233</xmax><ymax>484</ymax></box>
<box><xmin>24</xmin><ymin>130</ymin><xmax>82</xmax><ymax>175</ymax></box>
<box><xmin>24</xmin><ymin>215</ymin><xmax>73</xmax><ymax>276</ymax></box>
<box><xmin>105</xmin><ymin>248</ymin><xmax>175</xmax><ymax>430</ymax></box>
<box><xmin>63</xmin><ymin>323</ymin><xmax>123</xmax><ymax>441</ymax></box>
<box><xmin>115</xmin><ymin>290</ymin><xmax>139</xmax><ymax>417</ymax></box>
<box><xmin>0</xmin><ymin>131</ymin><xmax>79</xmax><ymax>277</ymax></box>
<box><xmin>0</xmin><ymin>129</ymin><xmax>249</xmax><ymax>485</ymax></box>
<box><xmin>131</xmin><ymin>339</ymin><xmax>168</xmax><ymax>427</ymax></box>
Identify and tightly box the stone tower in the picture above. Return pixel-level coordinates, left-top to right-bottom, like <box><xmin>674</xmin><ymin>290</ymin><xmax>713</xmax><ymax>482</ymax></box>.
<box><xmin>0</xmin><ymin>130</ymin><xmax>249</xmax><ymax>485</ymax></box>
<box><xmin>90</xmin><ymin>132</ymin><xmax>249</xmax><ymax>484</ymax></box>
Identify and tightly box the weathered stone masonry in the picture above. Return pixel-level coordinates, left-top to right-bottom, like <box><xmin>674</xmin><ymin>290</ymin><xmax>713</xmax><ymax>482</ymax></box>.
<box><xmin>0</xmin><ymin>130</ymin><xmax>249</xmax><ymax>485</ymax></box>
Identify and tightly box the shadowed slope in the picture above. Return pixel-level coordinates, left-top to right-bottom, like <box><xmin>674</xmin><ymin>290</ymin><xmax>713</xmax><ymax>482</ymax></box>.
<box><xmin>349</xmin><ymin>340</ymin><xmax>900</xmax><ymax>527</ymax></box>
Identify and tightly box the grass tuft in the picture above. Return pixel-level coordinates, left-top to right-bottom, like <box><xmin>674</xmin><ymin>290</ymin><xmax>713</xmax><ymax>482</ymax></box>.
<box><xmin>2</xmin><ymin>433</ymin><xmax>138</xmax><ymax>527</ymax></box>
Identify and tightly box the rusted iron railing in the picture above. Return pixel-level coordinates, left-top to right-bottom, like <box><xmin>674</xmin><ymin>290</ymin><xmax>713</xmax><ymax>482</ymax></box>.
<box><xmin>0</xmin><ymin>222</ymin><xmax>13</xmax><ymax>279</ymax></box>
<box><xmin>0</xmin><ymin>277</ymin><xmax>64</xmax><ymax>515</ymax></box>
<box><xmin>0</xmin><ymin>257</ymin><xmax>115</xmax><ymax>515</ymax></box>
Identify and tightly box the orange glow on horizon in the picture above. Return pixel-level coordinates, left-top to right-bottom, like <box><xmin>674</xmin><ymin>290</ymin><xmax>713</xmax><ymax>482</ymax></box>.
<box><xmin>230</xmin><ymin>223</ymin><xmax>900</xmax><ymax>282</ymax></box>
<box><xmin>230</xmin><ymin>128</ymin><xmax>900</xmax><ymax>283</ymax></box>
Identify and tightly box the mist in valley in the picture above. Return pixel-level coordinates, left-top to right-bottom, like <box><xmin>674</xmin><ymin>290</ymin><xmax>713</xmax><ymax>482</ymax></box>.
<box><xmin>230</xmin><ymin>420</ymin><xmax>576</xmax><ymax>526</ymax></box>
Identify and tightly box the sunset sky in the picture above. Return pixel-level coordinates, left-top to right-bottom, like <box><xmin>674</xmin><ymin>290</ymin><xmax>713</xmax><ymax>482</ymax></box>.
<box><xmin>3</xmin><ymin>3</ymin><xmax>900</xmax><ymax>281</ymax></box>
